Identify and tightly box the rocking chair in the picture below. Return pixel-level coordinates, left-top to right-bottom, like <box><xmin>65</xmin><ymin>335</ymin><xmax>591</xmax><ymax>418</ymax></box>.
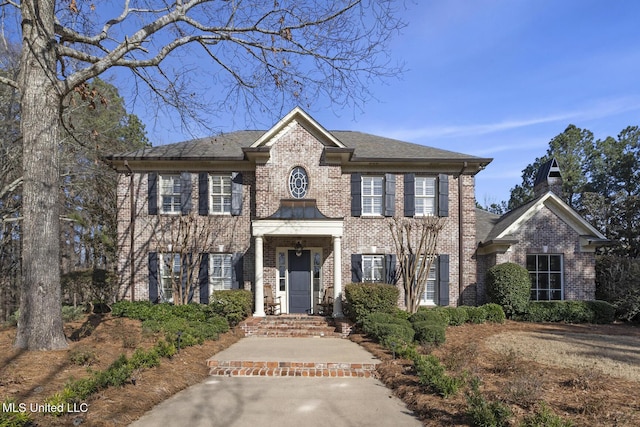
<box><xmin>264</xmin><ymin>285</ymin><xmax>281</xmax><ymax>315</ymax></box>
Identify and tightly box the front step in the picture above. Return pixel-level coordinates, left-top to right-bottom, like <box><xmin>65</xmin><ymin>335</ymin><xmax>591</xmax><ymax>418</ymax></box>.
<box><xmin>239</xmin><ymin>315</ymin><xmax>350</xmax><ymax>338</ymax></box>
<box><xmin>208</xmin><ymin>360</ymin><xmax>377</xmax><ymax>377</ymax></box>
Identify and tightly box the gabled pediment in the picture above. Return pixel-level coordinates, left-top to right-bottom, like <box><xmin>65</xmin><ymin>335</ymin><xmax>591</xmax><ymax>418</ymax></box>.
<box><xmin>477</xmin><ymin>192</ymin><xmax>611</xmax><ymax>255</ymax></box>
<box><xmin>495</xmin><ymin>192</ymin><xmax>606</xmax><ymax>240</ymax></box>
<box><xmin>251</xmin><ymin>106</ymin><xmax>346</xmax><ymax>149</ymax></box>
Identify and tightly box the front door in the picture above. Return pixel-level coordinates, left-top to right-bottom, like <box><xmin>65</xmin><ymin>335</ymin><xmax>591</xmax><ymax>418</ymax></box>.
<box><xmin>288</xmin><ymin>250</ymin><xmax>311</xmax><ymax>314</ymax></box>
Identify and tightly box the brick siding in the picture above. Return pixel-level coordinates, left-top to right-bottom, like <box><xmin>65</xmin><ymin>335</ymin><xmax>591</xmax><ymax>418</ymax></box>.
<box><xmin>115</xmin><ymin>121</ymin><xmax>479</xmax><ymax>308</ymax></box>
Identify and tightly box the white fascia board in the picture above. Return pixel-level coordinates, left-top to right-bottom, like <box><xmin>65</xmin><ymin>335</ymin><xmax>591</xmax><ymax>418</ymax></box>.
<box><xmin>252</xmin><ymin>219</ymin><xmax>344</xmax><ymax>237</ymax></box>
<box><xmin>251</xmin><ymin>106</ymin><xmax>345</xmax><ymax>148</ymax></box>
<box><xmin>496</xmin><ymin>192</ymin><xmax>606</xmax><ymax>240</ymax></box>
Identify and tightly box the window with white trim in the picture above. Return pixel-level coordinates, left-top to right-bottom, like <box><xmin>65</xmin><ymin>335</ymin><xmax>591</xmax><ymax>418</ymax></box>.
<box><xmin>210</xmin><ymin>175</ymin><xmax>232</xmax><ymax>214</ymax></box>
<box><xmin>210</xmin><ymin>253</ymin><xmax>233</xmax><ymax>290</ymax></box>
<box><xmin>160</xmin><ymin>174</ymin><xmax>181</xmax><ymax>214</ymax></box>
<box><xmin>417</xmin><ymin>256</ymin><xmax>438</xmax><ymax>305</ymax></box>
<box><xmin>362</xmin><ymin>254</ymin><xmax>385</xmax><ymax>283</ymax></box>
<box><xmin>159</xmin><ymin>253</ymin><xmax>180</xmax><ymax>302</ymax></box>
<box><xmin>289</xmin><ymin>167</ymin><xmax>309</xmax><ymax>199</ymax></box>
<box><xmin>362</xmin><ymin>176</ymin><xmax>384</xmax><ymax>216</ymax></box>
<box><xmin>527</xmin><ymin>254</ymin><xmax>563</xmax><ymax>301</ymax></box>
<box><xmin>415</xmin><ymin>177</ymin><xmax>436</xmax><ymax>216</ymax></box>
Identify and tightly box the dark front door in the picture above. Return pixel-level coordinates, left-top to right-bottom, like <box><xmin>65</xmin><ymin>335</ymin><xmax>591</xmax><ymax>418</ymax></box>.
<box><xmin>288</xmin><ymin>250</ymin><xmax>311</xmax><ymax>314</ymax></box>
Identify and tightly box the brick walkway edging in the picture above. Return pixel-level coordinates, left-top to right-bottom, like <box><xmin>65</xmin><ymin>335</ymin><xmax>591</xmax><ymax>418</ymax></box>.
<box><xmin>208</xmin><ymin>360</ymin><xmax>378</xmax><ymax>378</ymax></box>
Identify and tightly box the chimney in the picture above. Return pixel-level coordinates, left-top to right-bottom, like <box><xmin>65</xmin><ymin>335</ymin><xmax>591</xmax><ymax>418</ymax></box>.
<box><xmin>533</xmin><ymin>158</ymin><xmax>563</xmax><ymax>198</ymax></box>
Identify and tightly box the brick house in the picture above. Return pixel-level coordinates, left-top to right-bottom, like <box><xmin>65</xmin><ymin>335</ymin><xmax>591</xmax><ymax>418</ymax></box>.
<box><xmin>475</xmin><ymin>158</ymin><xmax>611</xmax><ymax>303</ymax></box>
<box><xmin>105</xmin><ymin>108</ymin><xmax>607</xmax><ymax>315</ymax></box>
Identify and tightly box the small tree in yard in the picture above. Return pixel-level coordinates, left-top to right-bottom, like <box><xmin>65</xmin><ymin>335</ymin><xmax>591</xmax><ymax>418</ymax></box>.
<box><xmin>389</xmin><ymin>215</ymin><xmax>446</xmax><ymax>314</ymax></box>
<box><xmin>157</xmin><ymin>214</ymin><xmax>231</xmax><ymax>305</ymax></box>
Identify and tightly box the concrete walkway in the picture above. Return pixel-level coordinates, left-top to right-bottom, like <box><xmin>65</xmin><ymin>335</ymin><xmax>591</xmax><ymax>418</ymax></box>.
<box><xmin>129</xmin><ymin>337</ymin><xmax>422</xmax><ymax>427</ymax></box>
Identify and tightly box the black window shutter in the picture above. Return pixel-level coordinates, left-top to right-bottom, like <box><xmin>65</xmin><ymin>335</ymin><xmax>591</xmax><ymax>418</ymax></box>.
<box><xmin>148</xmin><ymin>172</ymin><xmax>158</xmax><ymax>215</ymax></box>
<box><xmin>231</xmin><ymin>172</ymin><xmax>243</xmax><ymax>216</ymax></box>
<box><xmin>232</xmin><ymin>252</ymin><xmax>244</xmax><ymax>289</ymax></box>
<box><xmin>404</xmin><ymin>173</ymin><xmax>415</xmax><ymax>217</ymax></box>
<box><xmin>148</xmin><ymin>252</ymin><xmax>159</xmax><ymax>303</ymax></box>
<box><xmin>350</xmin><ymin>173</ymin><xmax>362</xmax><ymax>217</ymax></box>
<box><xmin>198</xmin><ymin>172</ymin><xmax>209</xmax><ymax>215</ymax></box>
<box><xmin>180</xmin><ymin>172</ymin><xmax>192</xmax><ymax>215</ymax></box>
<box><xmin>438</xmin><ymin>174</ymin><xmax>449</xmax><ymax>217</ymax></box>
<box><xmin>351</xmin><ymin>254</ymin><xmax>363</xmax><ymax>283</ymax></box>
<box><xmin>384</xmin><ymin>173</ymin><xmax>396</xmax><ymax>217</ymax></box>
<box><xmin>438</xmin><ymin>254</ymin><xmax>450</xmax><ymax>306</ymax></box>
<box><xmin>199</xmin><ymin>253</ymin><xmax>209</xmax><ymax>304</ymax></box>
<box><xmin>385</xmin><ymin>254</ymin><xmax>397</xmax><ymax>284</ymax></box>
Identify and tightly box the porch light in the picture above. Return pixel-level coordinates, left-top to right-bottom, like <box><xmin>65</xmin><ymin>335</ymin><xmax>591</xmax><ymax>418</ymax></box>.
<box><xmin>295</xmin><ymin>241</ymin><xmax>303</xmax><ymax>257</ymax></box>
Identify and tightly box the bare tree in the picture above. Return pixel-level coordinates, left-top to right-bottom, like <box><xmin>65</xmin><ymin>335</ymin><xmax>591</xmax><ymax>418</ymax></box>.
<box><xmin>0</xmin><ymin>1</ymin><xmax>403</xmax><ymax>350</ymax></box>
<box><xmin>389</xmin><ymin>215</ymin><xmax>446</xmax><ymax>314</ymax></box>
<box><xmin>157</xmin><ymin>213</ymin><xmax>232</xmax><ymax>305</ymax></box>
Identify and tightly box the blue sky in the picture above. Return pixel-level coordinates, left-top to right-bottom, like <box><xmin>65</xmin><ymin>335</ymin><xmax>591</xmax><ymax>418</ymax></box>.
<box><xmin>121</xmin><ymin>0</ymin><xmax>640</xmax><ymax>205</ymax></box>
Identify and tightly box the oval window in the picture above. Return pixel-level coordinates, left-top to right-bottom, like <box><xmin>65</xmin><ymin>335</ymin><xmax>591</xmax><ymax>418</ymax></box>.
<box><xmin>289</xmin><ymin>166</ymin><xmax>309</xmax><ymax>199</ymax></box>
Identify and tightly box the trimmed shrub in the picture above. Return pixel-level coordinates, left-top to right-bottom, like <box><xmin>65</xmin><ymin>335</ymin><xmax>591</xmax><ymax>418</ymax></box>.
<box><xmin>442</xmin><ymin>306</ymin><xmax>468</xmax><ymax>326</ymax></box>
<box><xmin>517</xmin><ymin>300</ymin><xmax>616</xmax><ymax>324</ymax></box>
<box><xmin>362</xmin><ymin>312</ymin><xmax>415</xmax><ymax>347</ymax></box>
<box><xmin>462</xmin><ymin>306</ymin><xmax>487</xmax><ymax>324</ymax></box>
<box><xmin>586</xmin><ymin>300</ymin><xmax>616</xmax><ymax>324</ymax></box>
<box><xmin>209</xmin><ymin>289</ymin><xmax>253</xmax><ymax>326</ymax></box>
<box><xmin>410</xmin><ymin>308</ymin><xmax>449</xmax><ymax>325</ymax></box>
<box><xmin>413</xmin><ymin>320</ymin><xmax>446</xmax><ymax>345</ymax></box>
<box><xmin>344</xmin><ymin>283</ymin><xmax>400</xmax><ymax>323</ymax></box>
<box><xmin>486</xmin><ymin>262</ymin><xmax>531</xmax><ymax>318</ymax></box>
<box><xmin>482</xmin><ymin>303</ymin><xmax>506</xmax><ymax>323</ymax></box>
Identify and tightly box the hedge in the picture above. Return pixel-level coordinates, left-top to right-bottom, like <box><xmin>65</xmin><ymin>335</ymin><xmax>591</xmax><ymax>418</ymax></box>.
<box><xmin>362</xmin><ymin>312</ymin><xmax>414</xmax><ymax>346</ymax></box>
<box><xmin>344</xmin><ymin>283</ymin><xmax>400</xmax><ymax>323</ymax></box>
<box><xmin>516</xmin><ymin>300</ymin><xmax>615</xmax><ymax>324</ymax></box>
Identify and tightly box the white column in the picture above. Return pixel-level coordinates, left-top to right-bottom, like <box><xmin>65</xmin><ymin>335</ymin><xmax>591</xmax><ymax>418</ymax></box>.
<box><xmin>253</xmin><ymin>235</ymin><xmax>266</xmax><ymax>317</ymax></box>
<box><xmin>332</xmin><ymin>235</ymin><xmax>343</xmax><ymax>317</ymax></box>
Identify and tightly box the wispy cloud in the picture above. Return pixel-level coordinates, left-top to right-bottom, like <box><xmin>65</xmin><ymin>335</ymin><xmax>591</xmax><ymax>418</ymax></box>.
<box><xmin>379</xmin><ymin>97</ymin><xmax>640</xmax><ymax>142</ymax></box>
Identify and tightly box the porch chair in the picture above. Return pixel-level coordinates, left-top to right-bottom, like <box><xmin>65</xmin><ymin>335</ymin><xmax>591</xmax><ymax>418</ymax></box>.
<box><xmin>317</xmin><ymin>288</ymin><xmax>333</xmax><ymax>316</ymax></box>
<box><xmin>264</xmin><ymin>285</ymin><xmax>281</xmax><ymax>315</ymax></box>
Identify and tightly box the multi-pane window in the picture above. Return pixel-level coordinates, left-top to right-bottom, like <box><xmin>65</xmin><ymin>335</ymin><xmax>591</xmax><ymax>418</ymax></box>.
<box><xmin>289</xmin><ymin>167</ymin><xmax>309</xmax><ymax>199</ymax></box>
<box><xmin>415</xmin><ymin>177</ymin><xmax>436</xmax><ymax>216</ymax></box>
<box><xmin>160</xmin><ymin>175</ymin><xmax>181</xmax><ymax>214</ymax></box>
<box><xmin>362</xmin><ymin>176</ymin><xmax>384</xmax><ymax>215</ymax></box>
<box><xmin>362</xmin><ymin>254</ymin><xmax>385</xmax><ymax>283</ymax></box>
<box><xmin>210</xmin><ymin>175</ymin><xmax>232</xmax><ymax>214</ymax></box>
<box><xmin>159</xmin><ymin>253</ymin><xmax>181</xmax><ymax>302</ymax></box>
<box><xmin>527</xmin><ymin>254</ymin><xmax>563</xmax><ymax>301</ymax></box>
<box><xmin>210</xmin><ymin>253</ymin><xmax>233</xmax><ymax>290</ymax></box>
<box><xmin>417</xmin><ymin>256</ymin><xmax>438</xmax><ymax>305</ymax></box>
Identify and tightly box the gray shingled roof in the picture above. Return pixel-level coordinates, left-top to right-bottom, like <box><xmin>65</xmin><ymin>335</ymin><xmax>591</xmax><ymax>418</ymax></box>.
<box><xmin>476</xmin><ymin>194</ymin><xmax>550</xmax><ymax>245</ymax></box>
<box><xmin>106</xmin><ymin>130</ymin><xmax>489</xmax><ymax>162</ymax></box>
<box><xmin>475</xmin><ymin>208</ymin><xmax>502</xmax><ymax>244</ymax></box>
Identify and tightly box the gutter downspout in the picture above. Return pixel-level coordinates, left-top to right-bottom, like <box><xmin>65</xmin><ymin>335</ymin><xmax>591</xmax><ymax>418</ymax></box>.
<box><xmin>124</xmin><ymin>161</ymin><xmax>135</xmax><ymax>301</ymax></box>
<box><xmin>458</xmin><ymin>161</ymin><xmax>468</xmax><ymax>306</ymax></box>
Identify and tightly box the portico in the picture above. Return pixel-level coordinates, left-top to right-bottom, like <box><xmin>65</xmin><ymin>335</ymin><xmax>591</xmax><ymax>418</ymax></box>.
<box><xmin>252</xmin><ymin>218</ymin><xmax>344</xmax><ymax>317</ymax></box>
